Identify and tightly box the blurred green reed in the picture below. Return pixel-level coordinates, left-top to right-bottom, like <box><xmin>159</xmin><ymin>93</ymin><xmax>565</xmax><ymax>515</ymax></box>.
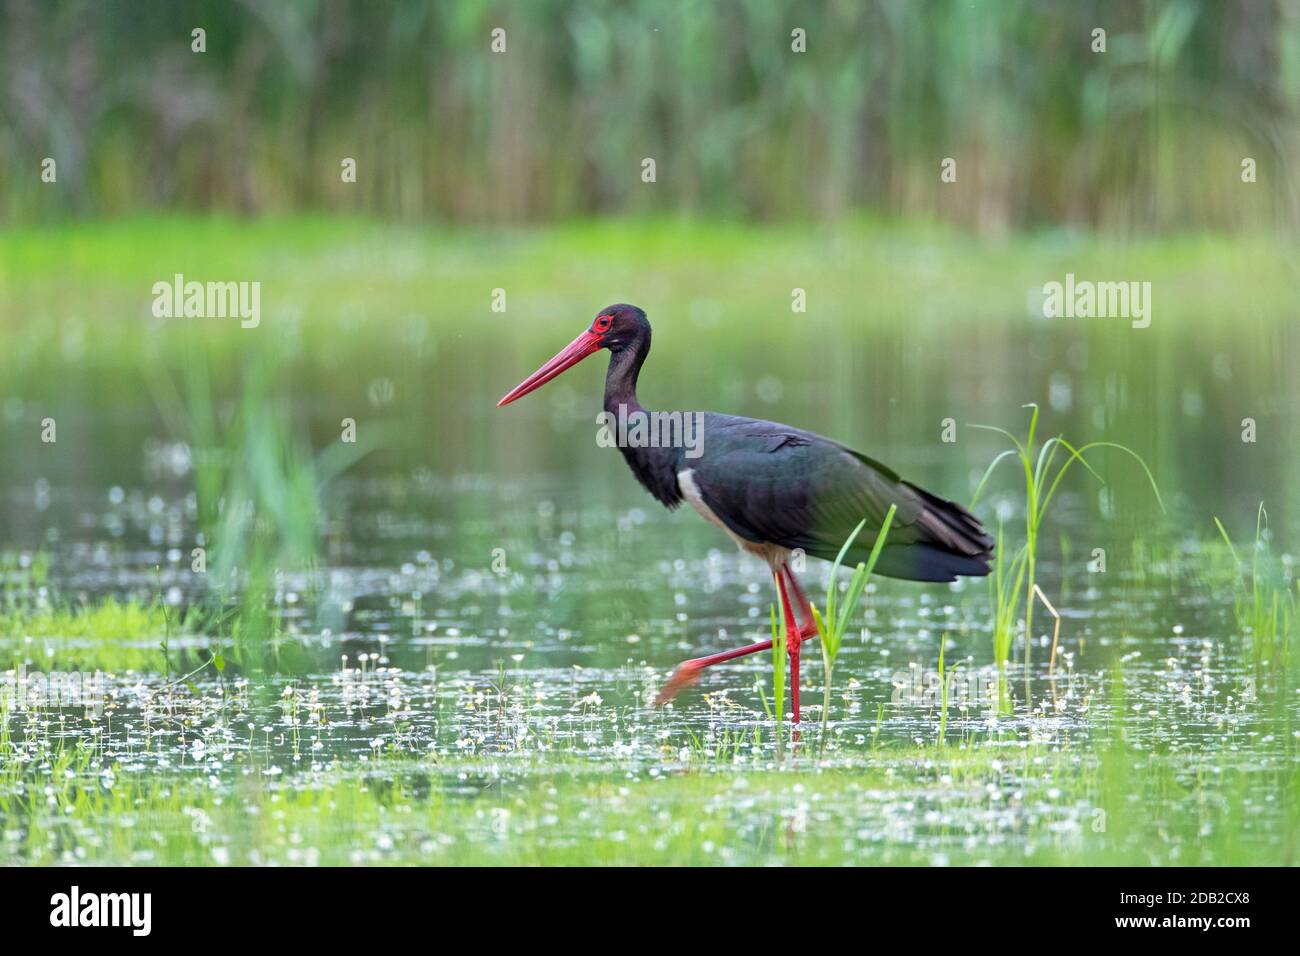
<box><xmin>144</xmin><ymin>343</ymin><xmax>382</xmax><ymax>668</ymax></box>
<box><xmin>2</xmin><ymin>1</ymin><xmax>1295</xmax><ymax>232</ymax></box>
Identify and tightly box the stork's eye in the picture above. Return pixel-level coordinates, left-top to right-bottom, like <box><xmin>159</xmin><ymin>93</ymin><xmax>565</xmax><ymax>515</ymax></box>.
<box><xmin>594</xmin><ymin>314</ymin><xmax>613</xmax><ymax>333</ymax></box>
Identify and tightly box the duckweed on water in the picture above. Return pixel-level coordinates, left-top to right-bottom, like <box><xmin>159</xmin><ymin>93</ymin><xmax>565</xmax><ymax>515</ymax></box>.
<box><xmin>1</xmin><ymin>601</ymin><xmax>1295</xmax><ymax>865</ymax></box>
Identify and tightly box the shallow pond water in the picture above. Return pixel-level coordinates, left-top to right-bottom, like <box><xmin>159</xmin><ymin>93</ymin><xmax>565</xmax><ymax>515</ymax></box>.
<box><xmin>1</xmin><ymin>222</ymin><xmax>1297</xmax><ymax>864</ymax></box>
<box><xmin>2</xmin><ymin>463</ymin><xmax>1295</xmax><ymax>865</ymax></box>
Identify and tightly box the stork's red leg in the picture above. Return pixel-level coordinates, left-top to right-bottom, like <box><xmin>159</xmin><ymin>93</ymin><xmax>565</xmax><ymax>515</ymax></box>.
<box><xmin>654</xmin><ymin>637</ymin><xmax>773</xmax><ymax>705</ymax></box>
<box><xmin>774</xmin><ymin>568</ymin><xmax>801</xmax><ymax>725</ymax></box>
<box><xmin>783</xmin><ymin>565</ymin><xmax>815</xmax><ymax>630</ymax></box>
<box><xmin>653</xmin><ymin>562</ymin><xmax>819</xmax><ymax>707</ymax></box>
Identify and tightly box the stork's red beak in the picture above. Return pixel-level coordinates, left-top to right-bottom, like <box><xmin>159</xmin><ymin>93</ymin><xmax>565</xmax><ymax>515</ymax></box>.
<box><xmin>497</xmin><ymin>330</ymin><xmax>604</xmax><ymax>407</ymax></box>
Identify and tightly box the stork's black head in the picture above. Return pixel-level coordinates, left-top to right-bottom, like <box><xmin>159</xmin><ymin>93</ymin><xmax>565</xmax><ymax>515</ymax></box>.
<box><xmin>589</xmin><ymin>303</ymin><xmax>649</xmax><ymax>353</ymax></box>
<box><xmin>496</xmin><ymin>303</ymin><xmax>651</xmax><ymax>407</ymax></box>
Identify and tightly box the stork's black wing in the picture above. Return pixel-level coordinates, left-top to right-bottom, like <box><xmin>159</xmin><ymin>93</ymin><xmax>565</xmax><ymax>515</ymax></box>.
<box><xmin>685</xmin><ymin>414</ymin><xmax>993</xmax><ymax>582</ymax></box>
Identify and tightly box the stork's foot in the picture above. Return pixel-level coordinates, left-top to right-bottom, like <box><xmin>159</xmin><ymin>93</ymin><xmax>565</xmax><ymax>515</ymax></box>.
<box><xmin>653</xmin><ymin>661</ymin><xmax>703</xmax><ymax>706</ymax></box>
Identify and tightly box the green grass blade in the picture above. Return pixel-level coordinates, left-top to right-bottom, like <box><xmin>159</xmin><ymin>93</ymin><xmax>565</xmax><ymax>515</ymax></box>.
<box><xmin>825</xmin><ymin>517</ymin><xmax>867</xmax><ymax>624</ymax></box>
<box><xmin>1066</xmin><ymin>440</ymin><xmax>1165</xmax><ymax>515</ymax></box>
<box><xmin>970</xmin><ymin>448</ymin><xmax>1019</xmax><ymax>506</ymax></box>
<box><xmin>834</xmin><ymin>504</ymin><xmax>897</xmax><ymax>638</ymax></box>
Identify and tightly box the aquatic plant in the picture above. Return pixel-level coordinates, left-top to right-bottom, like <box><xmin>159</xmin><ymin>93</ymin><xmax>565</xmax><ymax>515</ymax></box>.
<box><xmin>810</xmin><ymin>505</ymin><xmax>897</xmax><ymax>749</ymax></box>
<box><xmin>686</xmin><ymin>724</ymin><xmax>755</xmax><ymax>765</ymax></box>
<box><xmin>764</xmin><ymin>603</ymin><xmax>787</xmax><ymax>759</ymax></box>
<box><xmin>0</xmin><ymin>598</ymin><xmax>177</xmax><ymax>672</ymax></box>
<box><xmin>1215</xmin><ymin>504</ymin><xmax>1296</xmax><ymax>678</ymax></box>
<box><xmin>147</xmin><ymin>347</ymin><xmax>382</xmax><ymax>668</ymax></box>
<box><xmin>988</xmin><ymin>523</ymin><xmax>1028</xmax><ymax>670</ymax></box>
<box><xmin>971</xmin><ymin>404</ymin><xmax>1163</xmax><ymax>669</ymax></box>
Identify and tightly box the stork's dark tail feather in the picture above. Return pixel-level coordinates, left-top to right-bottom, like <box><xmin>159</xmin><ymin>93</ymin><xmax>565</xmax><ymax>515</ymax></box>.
<box><xmin>874</xmin><ymin>483</ymin><xmax>995</xmax><ymax>583</ymax></box>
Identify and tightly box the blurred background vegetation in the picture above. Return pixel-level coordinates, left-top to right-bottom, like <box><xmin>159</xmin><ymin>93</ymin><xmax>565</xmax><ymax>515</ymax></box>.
<box><xmin>2</xmin><ymin>0</ymin><xmax>1297</xmax><ymax>233</ymax></box>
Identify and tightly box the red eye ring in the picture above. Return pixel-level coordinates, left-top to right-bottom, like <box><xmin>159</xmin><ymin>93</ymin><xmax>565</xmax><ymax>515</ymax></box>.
<box><xmin>595</xmin><ymin>314</ymin><xmax>612</xmax><ymax>331</ymax></box>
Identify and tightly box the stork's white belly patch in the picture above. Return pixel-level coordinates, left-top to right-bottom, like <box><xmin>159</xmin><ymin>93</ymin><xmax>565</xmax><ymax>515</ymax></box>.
<box><xmin>677</xmin><ymin>469</ymin><xmax>791</xmax><ymax>570</ymax></box>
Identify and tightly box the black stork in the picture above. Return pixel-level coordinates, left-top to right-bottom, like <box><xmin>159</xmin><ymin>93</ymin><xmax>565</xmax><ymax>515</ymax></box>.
<box><xmin>498</xmin><ymin>304</ymin><xmax>994</xmax><ymax>723</ymax></box>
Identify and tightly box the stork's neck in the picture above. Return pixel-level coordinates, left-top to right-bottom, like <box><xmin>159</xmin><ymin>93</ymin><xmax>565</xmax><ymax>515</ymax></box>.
<box><xmin>603</xmin><ymin>336</ymin><xmax>649</xmax><ymax>415</ymax></box>
<box><xmin>600</xmin><ymin>332</ymin><xmax>682</xmax><ymax>509</ymax></box>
